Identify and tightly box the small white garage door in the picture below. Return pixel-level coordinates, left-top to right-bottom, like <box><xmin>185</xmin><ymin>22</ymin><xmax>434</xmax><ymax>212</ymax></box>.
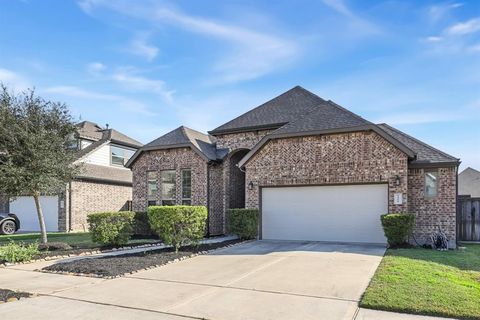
<box><xmin>261</xmin><ymin>184</ymin><xmax>388</xmax><ymax>244</ymax></box>
<box><xmin>9</xmin><ymin>196</ymin><xmax>59</xmax><ymax>232</ymax></box>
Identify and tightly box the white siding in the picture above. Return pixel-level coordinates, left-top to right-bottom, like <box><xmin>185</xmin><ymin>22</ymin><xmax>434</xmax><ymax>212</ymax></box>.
<box><xmin>83</xmin><ymin>143</ymin><xmax>111</xmax><ymax>166</ymax></box>
<box><xmin>81</xmin><ymin>142</ymin><xmax>137</xmax><ymax>168</ymax></box>
<box><xmin>80</xmin><ymin>139</ymin><xmax>93</xmax><ymax>149</ymax></box>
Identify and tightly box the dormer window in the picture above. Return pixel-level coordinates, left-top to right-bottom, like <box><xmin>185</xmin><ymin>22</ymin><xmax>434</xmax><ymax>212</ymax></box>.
<box><xmin>111</xmin><ymin>145</ymin><xmax>135</xmax><ymax>166</ymax></box>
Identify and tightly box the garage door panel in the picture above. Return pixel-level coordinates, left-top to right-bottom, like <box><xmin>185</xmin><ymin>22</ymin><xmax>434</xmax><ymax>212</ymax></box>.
<box><xmin>262</xmin><ymin>184</ymin><xmax>387</xmax><ymax>244</ymax></box>
<box><xmin>9</xmin><ymin>196</ymin><xmax>59</xmax><ymax>232</ymax></box>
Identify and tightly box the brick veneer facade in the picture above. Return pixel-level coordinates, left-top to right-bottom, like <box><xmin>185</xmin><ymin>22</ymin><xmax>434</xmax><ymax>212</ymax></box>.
<box><xmin>132</xmin><ymin>129</ymin><xmax>457</xmax><ymax>243</ymax></box>
<box><xmin>58</xmin><ymin>180</ymin><xmax>132</xmax><ymax>232</ymax></box>
<box><xmin>244</xmin><ymin>131</ymin><xmax>409</xmax><ymax>212</ymax></box>
<box><xmin>408</xmin><ymin>167</ymin><xmax>457</xmax><ymax>243</ymax></box>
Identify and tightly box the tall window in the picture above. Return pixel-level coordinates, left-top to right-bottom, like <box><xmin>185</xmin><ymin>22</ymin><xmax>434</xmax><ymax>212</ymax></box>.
<box><xmin>147</xmin><ymin>171</ymin><xmax>157</xmax><ymax>206</ymax></box>
<box><xmin>161</xmin><ymin>170</ymin><xmax>176</xmax><ymax>206</ymax></box>
<box><xmin>425</xmin><ymin>170</ymin><xmax>438</xmax><ymax>198</ymax></box>
<box><xmin>182</xmin><ymin>170</ymin><xmax>192</xmax><ymax>205</ymax></box>
<box><xmin>111</xmin><ymin>145</ymin><xmax>135</xmax><ymax>166</ymax></box>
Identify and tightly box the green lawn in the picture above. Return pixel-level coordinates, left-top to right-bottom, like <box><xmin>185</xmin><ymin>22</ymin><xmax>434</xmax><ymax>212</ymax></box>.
<box><xmin>361</xmin><ymin>244</ymin><xmax>480</xmax><ymax>320</ymax></box>
<box><xmin>0</xmin><ymin>232</ymin><xmax>159</xmax><ymax>249</ymax></box>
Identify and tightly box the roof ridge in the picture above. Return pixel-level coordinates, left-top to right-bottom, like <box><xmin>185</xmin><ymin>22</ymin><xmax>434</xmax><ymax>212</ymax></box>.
<box><xmin>210</xmin><ymin>86</ymin><xmax>323</xmax><ymax>133</ymax></box>
<box><xmin>378</xmin><ymin>123</ymin><xmax>458</xmax><ymax>160</ymax></box>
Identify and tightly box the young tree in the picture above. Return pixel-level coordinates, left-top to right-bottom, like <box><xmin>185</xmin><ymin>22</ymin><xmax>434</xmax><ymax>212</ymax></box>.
<box><xmin>0</xmin><ymin>85</ymin><xmax>80</xmax><ymax>243</ymax></box>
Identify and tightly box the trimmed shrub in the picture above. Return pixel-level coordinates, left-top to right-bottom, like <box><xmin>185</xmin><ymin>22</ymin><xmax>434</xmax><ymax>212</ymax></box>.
<box><xmin>0</xmin><ymin>242</ymin><xmax>39</xmax><ymax>263</ymax></box>
<box><xmin>148</xmin><ymin>206</ymin><xmax>207</xmax><ymax>253</ymax></box>
<box><xmin>87</xmin><ymin>211</ymin><xmax>135</xmax><ymax>246</ymax></box>
<box><xmin>228</xmin><ymin>209</ymin><xmax>259</xmax><ymax>239</ymax></box>
<box><xmin>132</xmin><ymin>211</ymin><xmax>154</xmax><ymax>236</ymax></box>
<box><xmin>380</xmin><ymin>213</ymin><xmax>416</xmax><ymax>247</ymax></box>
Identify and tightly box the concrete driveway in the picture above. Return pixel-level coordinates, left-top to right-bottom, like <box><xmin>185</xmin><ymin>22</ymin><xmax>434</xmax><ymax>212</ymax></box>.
<box><xmin>0</xmin><ymin>240</ymin><xmax>389</xmax><ymax>320</ymax></box>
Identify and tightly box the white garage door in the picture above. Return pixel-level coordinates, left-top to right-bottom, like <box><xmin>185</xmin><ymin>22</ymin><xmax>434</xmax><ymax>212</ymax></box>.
<box><xmin>261</xmin><ymin>184</ymin><xmax>388</xmax><ymax>244</ymax></box>
<box><xmin>9</xmin><ymin>196</ymin><xmax>59</xmax><ymax>232</ymax></box>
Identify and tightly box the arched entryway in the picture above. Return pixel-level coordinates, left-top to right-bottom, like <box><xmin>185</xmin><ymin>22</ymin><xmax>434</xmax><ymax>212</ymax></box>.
<box><xmin>228</xmin><ymin>149</ymin><xmax>249</xmax><ymax>209</ymax></box>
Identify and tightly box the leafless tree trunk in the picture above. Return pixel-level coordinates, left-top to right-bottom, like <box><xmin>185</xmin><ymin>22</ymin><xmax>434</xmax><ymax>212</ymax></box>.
<box><xmin>33</xmin><ymin>192</ymin><xmax>48</xmax><ymax>244</ymax></box>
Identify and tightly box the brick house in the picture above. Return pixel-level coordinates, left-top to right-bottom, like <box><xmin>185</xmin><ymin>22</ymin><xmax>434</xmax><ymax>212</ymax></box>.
<box><xmin>127</xmin><ymin>86</ymin><xmax>460</xmax><ymax>246</ymax></box>
<box><xmin>3</xmin><ymin>121</ymin><xmax>142</xmax><ymax>232</ymax></box>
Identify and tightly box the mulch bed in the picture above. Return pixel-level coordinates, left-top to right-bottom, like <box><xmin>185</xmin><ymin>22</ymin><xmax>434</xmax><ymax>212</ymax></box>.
<box><xmin>42</xmin><ymin>239</ymin><xmax>242</xmax><ymax>278</ymax></box>
<box><xmin>0</xmin><ymin>289</ymin><xmax>31</xmax><ymax>303</ymax></box>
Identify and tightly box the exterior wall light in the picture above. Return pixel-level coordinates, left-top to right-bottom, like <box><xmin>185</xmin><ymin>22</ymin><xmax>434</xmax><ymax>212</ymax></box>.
<box><xmin>394</xmin><ymin>175</ymin><xmax>401</xmax><ymax>186</ymax></box>
<box><xmin>248</xmin><ymin>181</ymin><xmax>254</xmax><ymax>190</ymax></box>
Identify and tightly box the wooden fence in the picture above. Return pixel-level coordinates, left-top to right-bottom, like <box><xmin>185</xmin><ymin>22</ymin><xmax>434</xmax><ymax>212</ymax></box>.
<box><xmin>458</xmin><ymin>195</ymin><xmax>480</xmax><ymax>241</ymax></box>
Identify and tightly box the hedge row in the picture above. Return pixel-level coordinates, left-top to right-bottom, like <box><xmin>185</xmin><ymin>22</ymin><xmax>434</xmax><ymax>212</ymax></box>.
<box><xmin>87</xmin><ymin>207</ymin><xmax>260</xmax><ymax>247</ymax></box>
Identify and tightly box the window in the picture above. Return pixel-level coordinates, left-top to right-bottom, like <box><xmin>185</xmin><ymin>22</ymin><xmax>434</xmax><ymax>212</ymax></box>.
<box><xmin>147</xmin><ymin>171</ymin><xmax>157</xmax><ymax>206</ymax></box>
<box><xmin>161</xmin><ymin>170</ymin><xmax>176</xmax><ymax>206</ymax></box>
<box><xmin>111</xmin><ymin>145</ymin><xmax>135</xmax><ymax>166</ymax></box>
<box><xmin>425</xmin><ymin>170</ymin><xmax>438</xmax><ymax>197</ymax></box>
<box><xmin>182</xmin><ymin>170</ymin><xmax>192</xmax><ymax>205</ymax></box>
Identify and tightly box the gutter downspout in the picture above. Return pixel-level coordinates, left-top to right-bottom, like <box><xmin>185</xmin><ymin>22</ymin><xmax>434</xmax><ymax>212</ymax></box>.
<box><xmin>68</xmin><ymin>182</ymin><xmax>72</xmax><ymax>232</ymax></box>
<box><xmin>455</xmin><ymin>164</ymin><xmax>460</xmax><ymax>247</ymax></box>
<box><xmin>206</xmin><ymin>162</ymin><xmax>211</xmax><ymax>238</ymax></box>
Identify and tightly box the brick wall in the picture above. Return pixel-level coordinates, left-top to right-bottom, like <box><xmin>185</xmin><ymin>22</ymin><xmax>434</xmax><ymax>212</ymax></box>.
<box><xmin>208</xmin><ymin>163</ymin><xmax>225</xmax><ymax>235</ymax></box>
<box><xmin>58</xmin><ymin>181</ymin><xmax>132</xmax><ymax>232</ymax></box>
<box><xmin>65</xmin><ymin>181</ymin><xmax>132</xmax><ymax>232</ymax></box>
<box><xmin>131</xmin><ymin>147</ymin><xmax>208</xmax><ymax>211</ymax></box>
<box><xmin>245</xmin><ymin>131</ymin><xmax>409</xmax><ymax>213</ymax></box>
<box><xmin>215</xmin><ymin>130</ymin><xmax>272</xmax><ymax>151</ymax></box>
<box><xmin>214</xmin><ymin>130</ymin><xmax>273</xmax><ymax>230</ymax></box>
<box><xmin>408</xmin><ymin>166</ymin><xmax>457</xmax><ymax>244</ymax></box>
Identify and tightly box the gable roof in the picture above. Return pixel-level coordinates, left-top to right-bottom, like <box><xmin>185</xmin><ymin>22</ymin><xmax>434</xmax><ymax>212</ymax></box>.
<box><xmin>76</xmin><ymin>121</ymin><xmax>142</xmax><ymax>148</ymax></box>
<box><xmin>209</xmin><ymin>86</ymin><xmax>325</xmax><ymax>135</ymax></box>
<box><xmin>76</xmin><ymin>121</ymin><xmax>104</xmax><ymax>141</ymax></box>
<box><xmin>74</xmin><ymin>123</ymin><xmax>142</xmax><ymax>163</ymax></box>
<box><xmin>237</xmin><ymin>99</ymin><xmax>416</xmax><ymax>167</ymax></box>
<box><xmin>459</xmin><ymin>167</ymin><xmax>480</xmax><ymax>197</ymax></box>
<box><xmin>125</xmin><ymin>126</ymin><xmax>222</xmax><ymax>167</ymax></box>
<box><xmin>377</xmin><ymin>123</ymin><xmax>459</xmax><ymax>166</ymax></box>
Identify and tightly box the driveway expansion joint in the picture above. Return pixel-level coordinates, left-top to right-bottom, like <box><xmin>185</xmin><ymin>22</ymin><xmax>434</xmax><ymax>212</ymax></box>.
<box><xmin>40</xmin><ymin>294</ymin><xmax>212</xmax><ymax>320</ymax></box>
<box><xmin>125</xmin><ymin>276</ymin><xmax>359</xmax><ymax>303</ymax></box>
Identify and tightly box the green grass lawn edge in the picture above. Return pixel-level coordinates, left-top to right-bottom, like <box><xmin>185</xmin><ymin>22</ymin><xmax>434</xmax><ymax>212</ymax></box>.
<box><xmin>360</xmin><ymin>245</ymin><xmax>480</xmax><ymax>320</ymax></box>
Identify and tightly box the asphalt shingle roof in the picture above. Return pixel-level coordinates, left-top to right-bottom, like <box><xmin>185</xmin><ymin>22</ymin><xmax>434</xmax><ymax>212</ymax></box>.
<box><xmin>76</xmin><ymin>121</ymin><xmax>142</xmax><ymax>148</ymax></box>
<box><xmin>377</xmin><ymin>123</ymin><xmax>459</xmax><ymax>164</ymax></box>
<box><xmin>76</xmin><ymin>121</ymin><xmax>104</xmax><ymax>141</ymax></box>
<box><xmin>128</xmin><ymin>126</ymin><xmax>220</xmax><ymax>167</ymax></box>
<box><xmin>209</xmin><ymin>86</ymin><xmax>325</xmax><ymax>135</ymax></box>
<box><xmin>272</xmin><ymin>100</ymin><xmax>370</xmax><ymax>135</ymax></box>
<box><xmin>77</xmin><ymin>163</ymin><xmax>132</xmax><ymax>184</ymax></box>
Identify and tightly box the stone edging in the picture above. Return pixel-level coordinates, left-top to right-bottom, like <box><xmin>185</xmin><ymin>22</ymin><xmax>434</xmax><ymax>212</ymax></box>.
<box><xmin>0</xmin><ymin>242</ymin><xmax>164</xmax><ymax>268</ymax></box>
<box><xmin>38</xmin><ymin>240</ymin><xmax>251</xmax><ymax>279</ymax></box>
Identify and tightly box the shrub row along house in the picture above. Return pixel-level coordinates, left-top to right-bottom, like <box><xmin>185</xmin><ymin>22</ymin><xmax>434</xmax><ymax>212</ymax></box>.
<box><xmin>127</xmin><ymin>86</ymin><xmax>460</xmax><ymax>247</ymax></box>
<box><xmin>1</xmin><ymin>121</ymin><xmax>141</xmax><ymax>232</ymax></box>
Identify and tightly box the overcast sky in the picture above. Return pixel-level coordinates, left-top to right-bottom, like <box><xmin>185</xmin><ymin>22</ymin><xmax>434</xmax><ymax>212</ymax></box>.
<box><xmin>1</xmin><ymin>0</ymin><xmax>479</xmax><ymax>169</ymax></box>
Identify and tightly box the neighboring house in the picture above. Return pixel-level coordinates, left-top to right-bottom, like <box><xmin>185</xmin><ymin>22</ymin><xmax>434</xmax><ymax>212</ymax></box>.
<box><xmin>4</xmin><ymin>121</ymin><xmax>142</xmax><ymax>232</ymax></box>
<box><xmin>127</xmin><ymin>86</ymin><xmax>460</xmax><ymax>246</ymax></box>
<box><xmin>459</xmin><ymin>167</ymin><xmax>480</xmax><ymax>197</ymax></box>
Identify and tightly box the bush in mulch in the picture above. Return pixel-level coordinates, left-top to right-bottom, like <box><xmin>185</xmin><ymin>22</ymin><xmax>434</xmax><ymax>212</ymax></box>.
<box><xmin>148</xmin><ymin>206</ymin><xmax>207</xmax><ymax>253</ymax></box>
<box><xmin>43</xmin><ymin>239</ymin><xmax>242</xmax><ymax>277</ymax></box>
<box><xmin>0</xmin><ymin>289</ymin><xmax>31</xmax><ymax>302</ymax></box>
<box><xmin>87</xmin><ymin>211</ymin><xmax>135</xmax><ymax>246</ymax></box>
